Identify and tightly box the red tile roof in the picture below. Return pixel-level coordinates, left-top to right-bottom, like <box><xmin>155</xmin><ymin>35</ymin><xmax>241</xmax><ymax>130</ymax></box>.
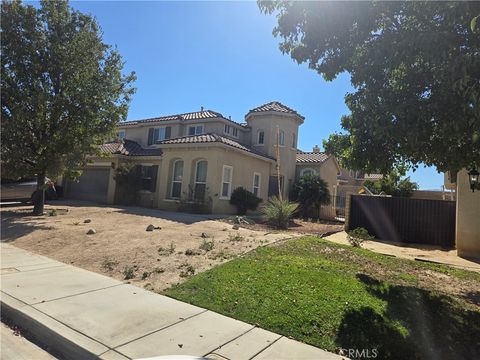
<box><xmin>159</xmin><ymin>134</ymin><xmax>275</xmax><ymax>160</ymax></box>
<box><xmin>99</xmin><ymin>140</ymin><xmax>162</xmax><ymax>157</ymax></box>
<box><xmin>247</xmin><ymin>101</ymin><xmax>304</xmax><ymax>119</ymax></box>
<box><xmin>296</xmin><ymin>152</ymin><xmax>329</xmax><ymax>164</ymax></box>
<box><xmin>120</xmin><ymin>110</ymin><xmax>243</xmax><ymax>127</ymax></box>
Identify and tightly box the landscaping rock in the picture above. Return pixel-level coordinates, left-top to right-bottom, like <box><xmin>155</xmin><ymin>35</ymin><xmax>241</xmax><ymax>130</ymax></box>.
<box><xmin>201</xmin><ymin>232</ymin><xmax>209</xmax><ymax>238</ymax></box>
<box><xmin>86</xmin><ymin>229</ymin><xmax>96</xmax><ymax>235</ymax></box>
<box><xmin>146</xmin><ymin>224</ymin><xmax>155</xmax><ymax>231</ymax></box>
<box><xmin>232</xmin><ymin>224</ymin><xmax>239</xmax><ymax>230</ymax></box>
<box><xmin>84</xmin><ymin>219</ymin><xmax>92</xmax><ymax>223</ymax></box>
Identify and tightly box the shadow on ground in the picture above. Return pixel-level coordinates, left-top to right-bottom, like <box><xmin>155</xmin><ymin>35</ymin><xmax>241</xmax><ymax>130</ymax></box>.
<box><xmin>0</xmin><ymin>210</ymin><xmax>54</xmax><ymax>242</ymax></box>
<box><xmin>336</xmin><ymin>273</ymin><xmax>480</xmax><ymax>360</ymax></box>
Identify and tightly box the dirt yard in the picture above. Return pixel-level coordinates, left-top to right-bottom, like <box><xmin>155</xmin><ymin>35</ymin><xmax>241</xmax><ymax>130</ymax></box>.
<box><xmin>0</xmin><ymin>201</ymin><xmax>341</xmax><ymax>292</ymax></box>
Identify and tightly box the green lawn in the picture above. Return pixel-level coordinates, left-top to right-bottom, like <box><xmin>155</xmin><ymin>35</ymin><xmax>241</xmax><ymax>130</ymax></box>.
<box><xmin>164</xmin><ymin>237</ymin><xmax>480</xmax><ymax>360</ymax></box>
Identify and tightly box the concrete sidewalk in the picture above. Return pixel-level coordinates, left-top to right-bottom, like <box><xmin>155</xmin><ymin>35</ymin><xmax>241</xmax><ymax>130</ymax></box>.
<box><xmin>0</xmin><ymin>244</ymin><xmax>343</xmax><ymax>360</ymax></box>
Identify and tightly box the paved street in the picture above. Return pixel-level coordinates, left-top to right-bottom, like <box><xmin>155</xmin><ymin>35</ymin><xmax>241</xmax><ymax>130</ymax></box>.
<box><xmin>0</xmin><ymin>243</ymin><xmax>343</xmax><ymax>360</ymax></box>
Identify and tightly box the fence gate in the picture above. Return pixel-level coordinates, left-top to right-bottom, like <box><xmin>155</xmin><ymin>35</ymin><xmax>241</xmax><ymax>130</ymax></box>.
<box><xmin>347</xmin><ymin>195</ymin><xmax>456</xmax><ymax>248</ymax></box>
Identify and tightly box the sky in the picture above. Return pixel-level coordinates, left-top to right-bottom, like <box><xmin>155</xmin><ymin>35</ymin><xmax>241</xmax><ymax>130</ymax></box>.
<box><xmin>45</xmin><ymin>1</ymin><xmax>443</xmax><ymax>189</ymax></box>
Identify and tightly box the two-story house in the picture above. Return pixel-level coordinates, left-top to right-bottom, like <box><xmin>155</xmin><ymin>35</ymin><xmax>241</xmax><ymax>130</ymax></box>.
<box><xmin>63</xmin><ymin>101</ymin><xmax>339</xmax><ymax>216</ymax></box>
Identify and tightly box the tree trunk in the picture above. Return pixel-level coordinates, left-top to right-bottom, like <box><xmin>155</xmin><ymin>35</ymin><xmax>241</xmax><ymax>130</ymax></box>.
<box><xmin>32</xmin><ymin>173</ymin><xmax>46</xmax><ymax>215</ymax></box>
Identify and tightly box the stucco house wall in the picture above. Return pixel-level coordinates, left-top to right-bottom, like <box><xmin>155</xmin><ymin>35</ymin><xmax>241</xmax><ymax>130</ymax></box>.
<box><xmin>456</xmin><ymin>169</ymin><xmax>480</xmax><ymax>258</ymax></box>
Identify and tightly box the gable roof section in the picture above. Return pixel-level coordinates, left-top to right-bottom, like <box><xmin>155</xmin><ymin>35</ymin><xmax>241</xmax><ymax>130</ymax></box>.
<box><xmin>120</xmin><ymin>110</ymin><xmax>243</xmax><ymax>127</ymax></box>
<box><xmin>99</xmin><ymin>139</ymin><xmax>162</xmax><ymax>157</ymax></box>
<box><xmin>296</xmin><ymin>152</ymin><xmax>329</xmax><ymax>164</ymax></box>
<box><xmin>159</xmin><ymin>133</ymin><xmax>275</xmax><ymax>160</ymax></box>
<box><xmin>247</xmin><ymin>101</ymin><xmax>304</xmax><ymax>119</ymax></box>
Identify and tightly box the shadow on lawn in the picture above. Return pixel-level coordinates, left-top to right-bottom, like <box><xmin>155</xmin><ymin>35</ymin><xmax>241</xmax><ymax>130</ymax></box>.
<box><xmin>336</xmin><ymin>273</ymin><xmax>480</xmax><ymax>360</ymax></box>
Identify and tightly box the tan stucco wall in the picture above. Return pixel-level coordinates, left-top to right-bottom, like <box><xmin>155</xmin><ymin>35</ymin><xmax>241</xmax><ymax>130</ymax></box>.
<box><xmin>456</xmin><ymin>169</ymin><xmax>480</xmax><ymax>258</ymax></box>
<box><xmin>156</xmin><ymin>145</ymin><xmax>273</xmax><ymax>214</ymax></box>
<box><xmin>246</xmin><ymin>113</ymin><xmax>301</xmax><ymax>198</ymax></box>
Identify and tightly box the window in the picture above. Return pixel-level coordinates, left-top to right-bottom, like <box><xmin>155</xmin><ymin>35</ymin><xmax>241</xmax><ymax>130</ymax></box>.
<box><xmin>253</xmin><ymin>172</ymin><xmax>261</xmax><ymax>197</ymax></box>
<box><xmin>257</xmin><ymin>131</ymin><xmax>265</xmax><ymax>145</ymax></box>
<box><xmin>171</xmin><ymin>160</ymin><xmax>183</xmax><ymax>198</ymax></box>
<box><xmin>232</xmin><ymin>127</ymin><xmax>239</xmax><ymax>138</ymax></box>
<box><xmin>278</xmin><ymin>130</ymin><xmax>285</xmax><ymax>146</ymax></box>
<box><xmin>224</xmin><ymin>124</ymin><xmax>231</xmax><ymax>134</ymax></box>
<box><xmin>220</xmin><ymin>165</ymin><xmax>233</xmax><ymax>199</ymax></box>
<box><xmin>139</xmin><ymin>165</ymin><xmax>158</xmax><ymax>192</ymax></box>
<box><xmin>194</xmin><ymin>160</ymin><xmax>208</xmax><ymax>200</ymax></box>
<box><xmin>154</xmin><ymin>127</ymin><xmax>171</xmax><ymax>142</ymax></box>
<box><xmin>188</xmin><ymin>125</ymin><xmax>204</xmax><ymax>136</ymax></box>
<box><xmin>292</xmin><ymin>133</ymin><xmax>296</xmax><ymax>148</ymax></box>
<box><xmin>117</xmin><ymin>130</ymin><xmax>125</xmax><ymax>140</ymax></box>
<box><xmin>300</xmin><ymin>168</ymin><xmax>315</xmax><ymax>177</ymax></box>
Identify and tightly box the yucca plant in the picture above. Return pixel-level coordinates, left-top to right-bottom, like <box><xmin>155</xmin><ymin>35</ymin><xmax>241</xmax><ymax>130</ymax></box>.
<box><xmin>261</xmin><ymin>196</ymin><xmax>299</xmax><ymax>229</ymax></box>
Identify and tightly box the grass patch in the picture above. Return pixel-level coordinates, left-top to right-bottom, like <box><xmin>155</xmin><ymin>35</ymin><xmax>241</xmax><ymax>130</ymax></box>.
<box><xmin>165</xmin><ymin>237</ymin><xmax>480</xmax><ymax>359</ymax></box>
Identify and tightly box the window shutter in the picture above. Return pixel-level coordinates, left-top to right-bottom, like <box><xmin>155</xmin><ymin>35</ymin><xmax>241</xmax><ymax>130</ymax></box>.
<box><xmin>165</xmin><ymin>126</ymin><xmax>171</xmax><ymax>139</ymax></box>
<box><xmin>147</xmin><ymin>128</ymin><xmax>154</xmax><ymax>145</ymax></box>
<box><xmin>150</xmin><ymin>165</ymin><xmax>159</xmax><ymax>192</ymax></box>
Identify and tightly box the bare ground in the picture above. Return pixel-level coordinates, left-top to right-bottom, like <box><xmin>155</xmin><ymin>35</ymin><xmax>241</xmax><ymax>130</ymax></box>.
<box><xmin>1</xmin><ymin>202</ymin><xmax>318</xmax><ymax>292</ymax></box>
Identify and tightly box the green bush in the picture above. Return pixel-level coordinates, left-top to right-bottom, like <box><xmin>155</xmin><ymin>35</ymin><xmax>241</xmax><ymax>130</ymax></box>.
<box><xmin>261</xmin><ymin>196</ymin><xmax>299</xmax><ymax>229</ymax></box>
<box><xmin>229</xmin><ymin>187</ymin><xmax>262</xmax><ymax>215</ymax></box>
<box><xmin>291</xmin><ymin>174</ymin><xmax>330</xmax><ymax>218</ymax></box>
<box><xmin>347</xmin><ymin>227</ymin><xmax>375</xmax><ymax>247</ymax></box>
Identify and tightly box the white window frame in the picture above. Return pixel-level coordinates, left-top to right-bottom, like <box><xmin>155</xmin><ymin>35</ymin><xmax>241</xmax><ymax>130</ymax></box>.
<box><xmin>154</xmin><ymin>127</ymin><xmax>169</xmax><ymax>142</ymax></box>
<box><xmin>253</xmin><ymin>172</ymin><xmax>261</xmax><ymax>197</ymax></box>
<box><xmin>300</xmin><ymin>168</ymin><xmax>316</xmax><ymax>177</ymax></box>
<box><xmin>224</xmin><ymin>124</ymin><xmax>231</xmax><ymax>135</ymax></box>
<box><xmin>220</xmin><ymin>165</ymin><xmax>233</xmax><ymax>200</ymax></box>
<box><xmin>194</xmin><ymin>160</ymin><xmax>208</xmax><ymax>200</ymax></box>
<box><xmin>232</xmin><ymin>127</ymin><xmax>239</xmax><ymax>138</ymax></box>
<box><xmin>257</xmin><ymin>130</ymin><xmax>265</xmax><ymax>145</ymax></box>
<box><xmin>170</xmin><ymin>159</ymin><xmax>183</xmax><ymax>199</ymax></box>
<box><xmin>188</xmin><ymin>124</ymin><xmax>204</xmax><ymax>136</ymax></box>
<box><xmin>117</xmin><ymin>130</ymin><xmax>126</xmax><ymax>140</ymax></box>
<box><xmin>278</xmin><ymin>130</ymin><xmax>285</xmax><ymax>146</ymax></box>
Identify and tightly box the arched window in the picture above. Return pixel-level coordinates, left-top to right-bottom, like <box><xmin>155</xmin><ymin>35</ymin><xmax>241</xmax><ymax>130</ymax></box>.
<box><xmin>300</xmin><ymin>168</ymin><xmax>315</xmax><ymax>177</ymax></box>
<box><xmin>279</xmin><ymin>130</ymin><xmax>285</xmax><ymax>146</ymax></box>
<box><xmin>257</xmin><ymin>130</ymin><xmax>265</xmax><ymax>145</ymax></box>
<box><xmin>171</xmin><ymin>160</ymin><xmax>183</xmax><ymax>198</ymax></box>
<box><xmin>194</xmin><ymin>160</ymin><xmax>208</xmax><ymax>200</ymax></box>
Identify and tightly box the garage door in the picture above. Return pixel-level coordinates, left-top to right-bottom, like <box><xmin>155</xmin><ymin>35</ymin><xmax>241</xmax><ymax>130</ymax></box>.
<box><xmin>65</xmin><ymin>168</ymin><xmax>110</xmax><ymax>203</ymax></box>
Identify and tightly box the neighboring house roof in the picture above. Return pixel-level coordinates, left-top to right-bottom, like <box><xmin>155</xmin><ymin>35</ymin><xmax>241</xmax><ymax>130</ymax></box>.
<box><xmin>246</xmin><ymin>101</ymin><xmax>305</xmax><ymax>120</ymax></box>
<box><xmin>364</xmin><ymin>173</ymin><xmax>383</xmax><ymax>181</ymax></box>
<box><xmin>159</xmin><ymin>133</ymin><xmax>275</xmax><ymax>161</ymax></box>
<box><xmin>296</xmin><ymin>152</ymin><xmax>329</xmax><ymax>164</ymax></box>
<box><xmin>99</xmin><ymin>139</ymin><xmax>163</xmax><ymax>157</ymax></box>
<box><xmin>120</xmin><ymin>110</ymin><xmax>243</xmax><ymax>127</ymax></box>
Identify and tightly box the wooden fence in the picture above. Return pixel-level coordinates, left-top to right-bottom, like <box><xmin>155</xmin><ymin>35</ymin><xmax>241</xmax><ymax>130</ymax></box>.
<box><xmin>346</xmin><ymin>195</ymin><xmax>456</xmax><ymax>248</ymax></box>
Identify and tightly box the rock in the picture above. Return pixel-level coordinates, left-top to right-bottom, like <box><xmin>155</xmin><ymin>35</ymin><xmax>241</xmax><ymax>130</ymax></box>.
<box><xmin>86</xmin><ymin>229</ymin><xmax>96</xmax><ymax>235</ymax></box>
<box><xmin>232</xmin><ymin>224</ymin><xmax>239</xmax><ymax>230</ymax></box>
<box><xmin>146</xmin><ymin>224</ymin><xmax>155</xmax><ymax>231</ymax></box>
<box><xmin>84</xmin><ymin>219</ymin><xmax>92</xmax><ymax>223</ymax></box>
<box><xmin>201</xmin><ymin>232</ymin><xmax>209</xmax><ymax>238</ymax></box>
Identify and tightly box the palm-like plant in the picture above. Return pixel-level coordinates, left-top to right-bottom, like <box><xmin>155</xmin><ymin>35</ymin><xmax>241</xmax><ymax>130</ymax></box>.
<box><xmin>261</xmin><ymin>196</ymin><xmax>299</xmax><ymax>229</ymax></box>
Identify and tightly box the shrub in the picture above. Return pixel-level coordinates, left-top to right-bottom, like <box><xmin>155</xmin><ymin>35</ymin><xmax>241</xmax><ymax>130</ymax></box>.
<box><xmin>199</xmin><ymin>239</ymin><xmax>215</xmax><ymax>252</ymax></box>
<box><xmin>123</xmin><ymin>266</ymin><xmax>136</xmax><ymax>280</ymax></box>
<box><xmin>229</xmin><ymin>187</ymin><xmax>262</xmax><ymax>215</ymax></box>
<box><xmin>347</xmin><ymin>227</ymin><xmax>375</xmax><ymax>247</ymax></box>
<box><xmin>291</xmin><ymin>174</ymin><xmax>330</xmax><ymax>218</ymax></box>
<box><xmin>261</xmin><ymin>196</ymin><xmax>299</xmax><ymax>229</ymax></box>
<box><xmin>228</xmin><ymin>233</ymin><xmax>245</xmax><ymax>242</ymax></box>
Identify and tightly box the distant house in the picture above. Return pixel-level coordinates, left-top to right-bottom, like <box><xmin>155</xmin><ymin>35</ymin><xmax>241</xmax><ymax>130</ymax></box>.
<box><xmin>63</xmin><ymin>101</ymin><xmax>340</xmax><ymax>217</ymax></box>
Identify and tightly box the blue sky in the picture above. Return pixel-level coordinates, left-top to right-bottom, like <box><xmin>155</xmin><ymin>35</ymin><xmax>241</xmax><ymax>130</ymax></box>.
<box><xmin>64</xmin><ymin>1</ymin><xmax>442</xmax><ymax>189</ymax></box>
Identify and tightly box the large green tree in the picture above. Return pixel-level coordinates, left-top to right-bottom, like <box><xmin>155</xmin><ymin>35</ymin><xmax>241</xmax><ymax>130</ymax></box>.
<box><xmin>259</xmin><ymin>1</ymin><xmax>480</xmax><ymax>175</ymax></box>
<box><xmin>291</xmin><ymin>174</ymin><xmax>330</xmax><ymax>218</ymax></box>
<box><xmin>1</xmin><ymin>0</ymin><xmax>136</xmax><ymax>214</ymax></box>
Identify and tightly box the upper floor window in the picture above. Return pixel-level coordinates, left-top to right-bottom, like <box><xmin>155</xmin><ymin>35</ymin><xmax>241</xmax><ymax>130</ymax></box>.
<box><xmin>224</xmin><ymin>124</ymin><xmax>231</xmax><ymax>135</ymax></box>
<box><xmin>220</xmin><ymin>165</ymin><xmax>233</xmax><ymax>199</ymax></box>
<box><xmin>194</xmin><ymin>160</ymin><xmax>208</xmax><ymax>200</ymax></box>
<box><xmin>188</xmin><ymin>125</ymin><xmax>204</xmax><ymax>136</ymax></box>
<box><xmin>148</xmin><ymin>126</ymin><xmax>171</xmax><ymax>145</ymax></box>
<box><xmin>170</xmin><ymin>160</ymin><xmax>183</xmax><ymax>199</ymax></box>
<box><xmin>292</xmin><ymin>133</ymin><xmax>296</xmax><ymax>148</ymax></box>
<box><xmin>257</xmin><ymin>131</ymin><xmax>265</xmax><ymax>145</ymax></box>
<box><xmin>300</xmin><ymin>168</ymin><xmax>315</xmax><ymax>177</ymax></box>
<box><xmin>279</xmin><ymin>130</ymin><xmax>285</xmax><ymax>146</ymax></box>
<box><xmin>117</xmin><ymin>130</ymin><xmax>126</xmax><ymax>140</ymax></box>
<box><xmin>232</xmin><ymin>127</ymin><xmax>239</xmax><ymax>138</ymax></box>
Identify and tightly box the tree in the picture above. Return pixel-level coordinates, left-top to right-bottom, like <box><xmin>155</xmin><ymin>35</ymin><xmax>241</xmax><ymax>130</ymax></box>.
<box><xmin>1</xmin><ymin>0</ymin><xmax>136</xmax><ymax>214</ymax></box>
<box><xmin>229</xmin><ymin>187</ymin><xmax>262</xmax><ymax>215</ymax></box>
<box><xmin>364</xmin><ymin>171</ymin><xmax>419</xmax><ymax>198</ymax></box>
<box><xmin>259</xmin><ymin>1</ymin><xmax>480</xmax><ymax>175</ymax></box>
<box><xmin>291</xmin><ymin>174</ymin><xmax>330</xmax><ymax>218</ymax></box>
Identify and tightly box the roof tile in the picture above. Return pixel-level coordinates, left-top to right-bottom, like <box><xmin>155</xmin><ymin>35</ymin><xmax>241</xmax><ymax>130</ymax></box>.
<box><xmin>99</xmin><ymin>139</ymin><xmax>162</xmax><ymax>157</ymax></box>
<box><xmin>248</xmin><ymin>101</ymin><xmax>304</xmax><ymax>119</ymax></box>
<box><xmin>296</xmin><ymin>152</ymin><xmax>329</xmax><ymax>164</ymax></box>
